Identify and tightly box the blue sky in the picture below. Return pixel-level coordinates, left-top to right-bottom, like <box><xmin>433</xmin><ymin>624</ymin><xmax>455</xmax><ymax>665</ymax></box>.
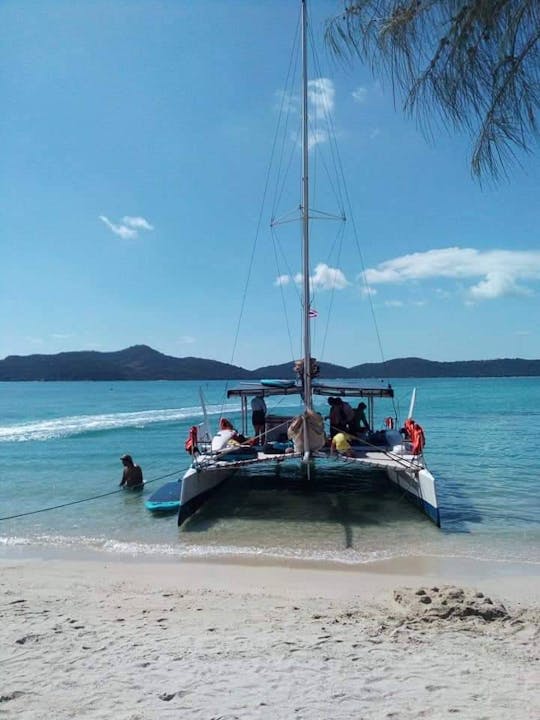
<box><xmin>2</xmin><ymin>0</ymin><xmax>539</xmax><ymax>369</ymax></box>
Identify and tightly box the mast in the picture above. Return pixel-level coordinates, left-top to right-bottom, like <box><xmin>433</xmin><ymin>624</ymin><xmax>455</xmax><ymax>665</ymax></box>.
<box><xmin>301</xmin><ymin>0</ymin><xmax>312</xmax><ymax>412</ymax></box>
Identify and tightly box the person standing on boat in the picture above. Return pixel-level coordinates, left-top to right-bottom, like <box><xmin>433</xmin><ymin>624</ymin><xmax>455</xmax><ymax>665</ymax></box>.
<box><xmin>251</xmin><ymin>394</ymin><xmax>267</xmax><ymax>445</ymax></box>
<box><xmin>119</xmin><ymin>454</ymin><xmax>144</xmax><ymax>489</ymax></box>
<box><xmin>326</xmin><ymin>397</ymin><xmax>340</xmax><ymax>437</ymax></box>
<box><xmin>352</xmin><ymin>402</ymin><xmax>370</xmax><ymax>435</ymax></box>
<box><xmin>339</xmin><ymin>398</ymin><xmax>355</xmax><ymax>433</ymax></box>
<box><xmin>327</xmin><ymin>397</ymin><xmax>354</xmax><ymax>436</ymax></box>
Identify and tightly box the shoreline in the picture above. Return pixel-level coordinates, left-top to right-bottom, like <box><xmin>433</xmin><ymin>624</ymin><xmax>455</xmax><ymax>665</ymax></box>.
<box><xmin>2</xmin><ymin>542</ymin><xmax>539</xmax><ymax>605</ymax></box>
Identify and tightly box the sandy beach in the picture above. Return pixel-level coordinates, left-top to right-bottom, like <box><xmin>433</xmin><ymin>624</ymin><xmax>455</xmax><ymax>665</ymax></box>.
<box><xmin>1</xmin><ymin>551</ymin><xmax>538</xmax><ymax>719</ymax></box>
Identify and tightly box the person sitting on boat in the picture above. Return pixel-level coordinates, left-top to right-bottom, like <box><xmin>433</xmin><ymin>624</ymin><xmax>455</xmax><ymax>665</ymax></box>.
<box><xmin>352</xmin><ymin>402</ymin><xmax>370</xmax><ymax>435</ymax></box>
<box><xmin>212</xmin><ymin>418</ymin><xmax>246</xmax><ymax>452</ymax></box>
<box><xmin>119</xmin><ymin>454</ymin><xmax>144</xmax><ymax>489</ymax></box>
<box><xmin>250</xmin><ymin>394</ymin><xmax>267</xmax><ymax>445</ymax></box>
<box><xmin>330</xmin><ymin>431</ymin><xmax>356</xmax><ymax>457</ymax></box>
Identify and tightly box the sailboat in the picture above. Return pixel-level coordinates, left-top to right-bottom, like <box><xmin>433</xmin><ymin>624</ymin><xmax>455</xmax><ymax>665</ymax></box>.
<box><xmin>176</xmin><ymin>0</ymin><xmax>440</xmax><ymax>529</ymax></box>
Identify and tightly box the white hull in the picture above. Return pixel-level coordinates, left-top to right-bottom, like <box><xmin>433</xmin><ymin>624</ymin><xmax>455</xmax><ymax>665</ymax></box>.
<box><xmin>178</xmin><ymin>446</ymin><xmax>440</xmax><ymax>527</ymax></box>
<box><xmin>178</xmin><ymin>463</ymin><xmax>235</xmax><ymax>526</ymax></box>
<box><xmin>386</xmin><ymin>465</ymin><xmax>440</xmax><ymax>526</ymax></box>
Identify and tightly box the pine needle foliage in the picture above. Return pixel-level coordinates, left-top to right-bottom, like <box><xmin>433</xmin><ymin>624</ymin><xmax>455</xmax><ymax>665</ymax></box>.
<box><xmin>325</xmin><ymin>1</ymin><xmax>540</xmax><ymax>180</ymax></box>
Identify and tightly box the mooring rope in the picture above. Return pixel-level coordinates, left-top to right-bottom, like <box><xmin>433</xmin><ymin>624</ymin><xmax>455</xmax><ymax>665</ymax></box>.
<box><xmin>0</xmin><ymin>467</ymin><xmax>189</xmax><ymax>522</ymax></box>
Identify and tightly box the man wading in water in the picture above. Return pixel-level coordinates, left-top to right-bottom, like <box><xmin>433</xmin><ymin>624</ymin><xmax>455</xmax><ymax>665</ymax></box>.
<box><xmin>119</xmin><ymin>454</ymin><xmax>144</xmax><ymax>489</ymax></box>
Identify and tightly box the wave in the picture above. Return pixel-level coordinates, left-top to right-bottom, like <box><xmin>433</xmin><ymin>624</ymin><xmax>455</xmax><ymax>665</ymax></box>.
<box><xmin>1</xmin><ymin>532</ymin><xmax>539</xmax><ymax>566</ymax></box>
<box><xmin>0</xmin><ymin>403</ymin><xmax>239</xmax><ymax>442</ymax></box>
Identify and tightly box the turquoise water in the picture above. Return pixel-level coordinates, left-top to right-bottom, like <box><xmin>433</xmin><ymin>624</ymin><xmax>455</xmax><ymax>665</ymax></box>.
<box><xmin>1</xmin><ymin>379</ymin><xmax>539</xmax><ymax>565</ymax></box>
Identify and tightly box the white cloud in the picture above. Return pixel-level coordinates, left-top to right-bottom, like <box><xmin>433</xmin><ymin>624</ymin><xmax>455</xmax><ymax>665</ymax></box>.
<box><xmin>360</xmin><ymin>285</ymin><xmax>377</xmax><ymax>297</ymax></box>
<box><xmin>308</xmin><ymin>128</ymin><xmax>329</xmax><ymax>149</ymax></box>
<box><xmin>99</xmin><ymin>214</ymin><xmax>154</xmax><ymax>239</ymax></box>
<box><xmin>280</xmin><ymin>77</ymin><xmax>336</xmax><ymax>149</ymax></box>
<box><xmin>178</xmin><ymin>336</ymin><xmax>195</xmax><ymax>344</ymax></box>
<box><xmin>122</xmin><ymin>216</ymin><xmax>154</xmax><ymax>231</ymax></box>
<box><xmin>369</xmin><ymin>128</ymin><xmax>381</xmax><ymax>139</ymax></box>
<box><xmin>308</xmin><ymin>78</ymin><xmax>335</xmax><ymax>149</ymax></box>
<box><xmin>275</xmin><ymin>275</ymin><xmax>290</xmax><ymax>286</ymax></box>
<box><xmin>311</xmin><ymin>263</ymin><xmax>348</xmax><ymax>290</ymax></box>
<box><xmin>308</xmin><ymin>78</ymin><xmax>334</xmax><ymax>119</ymax></box>
<box><xmin>384</xmin><ymin>300</ymin><xmax>403</xmax><ymax>307</ymax></box>
<box><xmin>363</xmin><ymin>247</ymin><xmax>540</xmax><ymax>301</ymax></box>
<box><xmin>291</xmin><ymin>263</ymin><xmax>349</xmax><ymax>290</ymax></box>
<box><xmin>352</xmin><ymin>86</ymin><xmax>367</xmax><ymax>104</ymax></box>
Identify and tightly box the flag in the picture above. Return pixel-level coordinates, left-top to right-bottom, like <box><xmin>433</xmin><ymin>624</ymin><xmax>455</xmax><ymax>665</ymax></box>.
<box><xmin>308</xmin><ymin>308</ymin><xmax>318</xmax><ymax>318</ymax></box>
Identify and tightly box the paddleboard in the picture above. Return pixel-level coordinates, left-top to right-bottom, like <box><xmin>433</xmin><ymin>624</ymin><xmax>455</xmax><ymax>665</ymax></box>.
<box><xmin>260</xmin><ymin>379</ymin><xmax>295</xmax><ymax>389</ymax></box>
<box><xmin>145</xmin><ymin>481</ymin><xmax>182</xmax><ymax>513</ymax></box>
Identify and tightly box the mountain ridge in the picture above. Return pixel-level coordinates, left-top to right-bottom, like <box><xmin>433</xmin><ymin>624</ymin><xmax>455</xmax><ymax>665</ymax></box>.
<box><xmin>1</xmin><ymin>345</ymin><xmax>540</xmax><ymax>380</ymax></box>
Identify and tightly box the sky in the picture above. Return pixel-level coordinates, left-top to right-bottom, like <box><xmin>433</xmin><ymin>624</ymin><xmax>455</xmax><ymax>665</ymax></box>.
<box><xmin>1</xmin><ymin>0</ymin><xmax>539</xmax><ymax>370</ymax></box>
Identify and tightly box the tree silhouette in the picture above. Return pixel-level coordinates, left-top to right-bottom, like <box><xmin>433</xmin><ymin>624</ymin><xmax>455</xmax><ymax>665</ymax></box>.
<box><xmin>326</xmin><ymin>0</ymin><xmax>540</xmax><ymax>180</ymax></box>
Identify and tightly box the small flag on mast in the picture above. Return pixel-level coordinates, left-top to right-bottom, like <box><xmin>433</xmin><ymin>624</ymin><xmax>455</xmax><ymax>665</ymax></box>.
<box><xmin>308</xmin><ymin>308</ymin><xmax>318</xmax><ymax>318</ymax></box>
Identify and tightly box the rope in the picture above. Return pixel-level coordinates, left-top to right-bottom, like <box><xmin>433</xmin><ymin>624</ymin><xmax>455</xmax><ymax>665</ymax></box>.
<box><xmin>328</xmin><ymin>425</ymin><xmax>422</xmax><ymax>472</ymax></box>
<box><xmin>0</xmin><ymin>467</ymin><xmax>188</xmax><ymax>523</ymax></box>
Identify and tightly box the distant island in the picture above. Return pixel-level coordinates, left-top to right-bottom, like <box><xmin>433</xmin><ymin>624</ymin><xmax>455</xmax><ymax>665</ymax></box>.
<box><xmin>1</xmin><ymin>345</ymin><xmax>539</xmax><ymax>380</ymax></box>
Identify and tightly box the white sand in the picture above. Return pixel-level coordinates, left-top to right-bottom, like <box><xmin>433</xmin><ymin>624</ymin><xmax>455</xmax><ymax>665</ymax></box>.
<box><xmin>1</xmin><ymin>553</ymin><xmax>539</xmax><ymax>719</ymax></box>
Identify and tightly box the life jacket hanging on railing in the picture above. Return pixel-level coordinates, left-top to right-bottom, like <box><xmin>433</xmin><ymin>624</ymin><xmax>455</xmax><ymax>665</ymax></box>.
<box><xmin>184</xmin><ymin>425</ymin><xmax>199</xmax><ymax>455</ymax></box>
<box><xmin>411</xmin><ymin>422</ymin><xmax>426</xmax><ymax>455</ymax></box>
<box><xmin>404</xmin><ymin>418</ymin><xmax>415</xmax><ymax>440</ymax></box>
<box><xmin>384</xmin><ymin>416</ymin><xmax>395</xmax><ymax>430</ymax></box>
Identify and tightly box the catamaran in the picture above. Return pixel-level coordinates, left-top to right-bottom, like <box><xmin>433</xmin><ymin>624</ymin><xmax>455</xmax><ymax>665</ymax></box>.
<box><xmin>176</xmin><ymin>0</ymin><xmax>440</xmax><ymax>529</ymax></box>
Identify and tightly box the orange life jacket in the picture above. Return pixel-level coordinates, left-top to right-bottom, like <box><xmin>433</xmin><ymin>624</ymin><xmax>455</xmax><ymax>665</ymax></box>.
<box><xmin>404</xmin><ymin>418</ymin><xmax>415</xmax><ymax>439</ymax></box>
<box><xmin>411</xmin><ymin>423</ymin><xmax>426</xmax><ymax>455</ymax></box>
<box><xmin>184</xmin><ymin>425</ymin><xmax>198</xmax><ymax>454</ymax></box>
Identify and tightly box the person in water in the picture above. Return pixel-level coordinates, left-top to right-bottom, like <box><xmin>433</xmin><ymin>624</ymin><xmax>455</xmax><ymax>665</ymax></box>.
<box><xmin>119</xmin><ymin>454</ymin><xmax>144</xmax><ymax>488</ymax></box>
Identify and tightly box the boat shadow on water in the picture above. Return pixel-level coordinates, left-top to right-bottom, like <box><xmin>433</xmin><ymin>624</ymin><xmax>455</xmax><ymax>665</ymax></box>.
<box><xmin>179</xmin><ymin>464</ymin><xmax>437</xmax><ymax>548</ymax></box>
<box><xmin>436</xmin><ymin>470</ymin><xmax>485</xmax><ymax>534</ymax></box>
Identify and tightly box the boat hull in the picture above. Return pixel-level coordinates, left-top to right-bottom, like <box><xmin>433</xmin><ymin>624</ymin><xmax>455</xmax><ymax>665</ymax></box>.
<box><xmin>178</xmin><ymin>464</ymin><xmax>235</xmax><ymax>526</ymax></box>
<box><xmin>177</xmin><ymin>450</ymin><xmax>440</xmax><ymax>528</ymax></box>
<box><xmin>386</xmin><ymin>465</ymin><xmax>440</xmax><ymax>527</ymax></box>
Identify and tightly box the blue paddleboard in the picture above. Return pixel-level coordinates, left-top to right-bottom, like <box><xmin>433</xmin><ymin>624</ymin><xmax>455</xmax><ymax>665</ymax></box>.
<box><xmin>260</xmin><ymin>379</ymin><xmax>295</xmax><ymax>389</ymax></box>
<box><xmin>145</xmin><ymin>481</ymin><xmax>182</xmax><ymax>513</ymax></box>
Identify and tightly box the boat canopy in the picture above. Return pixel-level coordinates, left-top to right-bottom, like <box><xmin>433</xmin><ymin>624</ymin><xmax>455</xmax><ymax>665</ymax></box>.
<box><xmin>226</xmin><ymin>382</ymin><xmax>394</xmax><ymax>400</ymax></box>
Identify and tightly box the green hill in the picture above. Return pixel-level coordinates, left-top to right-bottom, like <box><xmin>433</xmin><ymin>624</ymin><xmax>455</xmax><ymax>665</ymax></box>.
<box><xmin>1</xmin><ymin>346</ymin><xmax>539</xmax><ymax>380</ymax></box>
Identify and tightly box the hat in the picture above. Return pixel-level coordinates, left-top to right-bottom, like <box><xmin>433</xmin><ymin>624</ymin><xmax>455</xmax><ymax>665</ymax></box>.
<box><xmin>120</xmin><ymin>454</ymin><xmax>133</xmax><ymax>463</ymax></box>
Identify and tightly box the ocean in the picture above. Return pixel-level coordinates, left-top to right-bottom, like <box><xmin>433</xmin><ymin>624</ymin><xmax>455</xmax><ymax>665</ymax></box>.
<box><xmin>1</xmin><ymin>378</ymin><xmax>539</xmax><ymax>566</ymax></box>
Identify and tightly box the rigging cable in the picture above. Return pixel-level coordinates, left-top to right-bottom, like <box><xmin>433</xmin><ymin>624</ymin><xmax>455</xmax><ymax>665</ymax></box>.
<box><xmin>271</xmin><ymin>226</ymin><xmax>297</xmax><ymax>363</ymax></box>
<box><xmin>0</xmin><ymin>467</ymin><xmax>186</xmax><ymax>523</ymax></box>
<box><xmin>221</xmin><ymin>10</ymin><xmax>302</xmax><ymax>420</ymax></box>
<box><xmin>309</xmin><ymin>22</ymin><xmax>399</xmax><ymax>418</ymax></box>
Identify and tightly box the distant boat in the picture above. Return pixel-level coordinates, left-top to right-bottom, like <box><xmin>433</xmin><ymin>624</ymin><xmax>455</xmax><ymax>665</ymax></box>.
<box><xmin>176</xmin><ymin>0</ymin><xmax>439</xmax><ymax>529</ymax></box>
